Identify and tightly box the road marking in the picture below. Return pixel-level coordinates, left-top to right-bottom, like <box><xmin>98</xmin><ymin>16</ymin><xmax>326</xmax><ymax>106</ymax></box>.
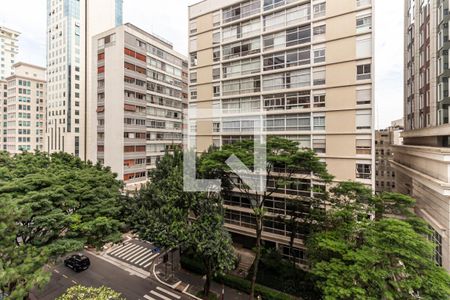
<box><xmin>130</xmin><ymin>250</ymin><xmax>152</xmax><ymax>263</ymax></box>
<box><xmin>143</xmin><ymin>259</ymin><xmax>155</xmax><ymax>268</ymax></box>
<box><xmin>127</xmin><ymin>247</ymin><xmax>150</xmax><ymax>261</ymax></box>
<box><xmin>150</xmin><ymin>290</ymin><xmax>171</xmax><ymax>300</ymax></box>
<box><xmin>113</xmin><ymin>244</ymin><xmax>141</xmax><ymax>257</ymax></box>
<box><xmin>121</xmin><ymin>246</ymin><xmax>146</xmax><ymax>260</ymax></box>
<box><xmin>139</xmin><ymin>253</ymin><xmax>158</xmax><ymax>266</ymax></box>
<box><xmin>62</xmin><ymin>274</ymin><xmax>68</xmax><ymax>279</ymax></box>
<box><xmin>143</xmin><ymin>295</ymin><xmax>157</xmax><ymax>300</ymax></box>
<box><xmin>54</xmin><ymin>269</ymin><xmax>60</xmax><ymax>274</ymax></box>
<box><xmin>135</xmin><ymin>253</ymin><xmax>157</xmax><ymax>265</ymax></box>
<box><xmin>156</xmin><ymin>286</ymin><xmax>181</xmax><ymax>299</ymax></box>
<box><xmin>109</xmin><ymin>243</ymin><xmax>134</xmax><ymax>255</ymax></box>
<box><xmin>71</xmin><ymin>280</ymin><xmax>77</xmax><ymax>284</ymax></box>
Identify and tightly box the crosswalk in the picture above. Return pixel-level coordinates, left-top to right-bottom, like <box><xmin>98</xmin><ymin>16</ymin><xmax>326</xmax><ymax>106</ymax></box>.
<box><xmin>143</xmin><ymin>286</ymin><xmax>182</xmax><ymax>300</ymax></box>
<box><xmin>107</xmin><ymin>240</ymin><xmax>159</xmax><ymax>270</ymax></box>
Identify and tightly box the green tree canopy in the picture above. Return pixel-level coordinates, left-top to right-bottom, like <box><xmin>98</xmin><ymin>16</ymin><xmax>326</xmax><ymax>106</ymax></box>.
<box><xmin>308</xmin><ymin>181</ymin><xmax>450</xmax><ymax>300</ymax></box>
<box><xmin>56</xmin><ymin>285</ymin><xmax>125</xmax><ymax>300</ymax></box>
<box><xmin>0</xmin><ymin>151</ymin><xmax>124</xmax><ymax>299</ymax></box>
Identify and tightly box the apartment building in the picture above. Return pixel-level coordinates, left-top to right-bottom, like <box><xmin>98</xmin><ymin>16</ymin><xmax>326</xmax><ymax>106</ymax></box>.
<box><xmin>0</xmin><ymin>80</ymin><xmax>7</xmax><ymax>150</ymax></box>
<box><xmin>375</xmin><ymin>119</ymin><xmax>403</xmax><ymax>193</ymax></box>
<box><xmin>0</xmin><ymin>26</ymin><xmax>20</xmax><ymax>80</ymax></box>
<box><xmin>392</xmin><ymin>0</ymin><xmax>450</xmax><ymax>270</ymax></box>
<box><xmin>46</xmin><ymin>0</ymin><xmax>122</xmax><ymax>159</ymax></box>
<box><xmin>90</xmin><ymin>23</ymin><xmax>188</xmax><ymax>186</ymax></box>
<box><xmin>188</xmin><ymin>0</ymin><xmax>374</xmax><ymax>261</ymax></box>
<box><xmin>2</xmin><ymin>63</ymin><xmax>46</xmax><ymax>153</ymax></box>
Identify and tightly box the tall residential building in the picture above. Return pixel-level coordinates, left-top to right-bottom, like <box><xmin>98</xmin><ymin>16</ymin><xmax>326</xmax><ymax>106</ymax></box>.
<box><xmin>46</xmin><ymin>0</ymin><xmax>123</xmax><ymax>159</ymax></box>
<box><xmin>188</xmin><ymin>0</ymin><xmax>374</xmax><ymax>261</ymax></box>
<box><xmin>90</xmin><ymin>23</ymin><xmax>188</xmax><ymax>187</ymax></box>
<box><xmin>375</xmin><ymin>119</ymin><xmax>403</xmax><ymax>193</ymax></box>
<box><xmin>2</xmin><ymin>63</ymin><xmax>46</xmax><ymax>153</ymax></box>
<box><xmin>0</xmin><ymin>80</ymin><xmax>7</xmax><ymax>149</ymax></box>
<box><xmin>0</xmin><ymin>26</ymin><xmax>20</xmax><ymax>80</ymax></box>
<box><xmin>393</xmin><ymin>0</ymin><xmax>450</xmax><ymax>270</ymax></box>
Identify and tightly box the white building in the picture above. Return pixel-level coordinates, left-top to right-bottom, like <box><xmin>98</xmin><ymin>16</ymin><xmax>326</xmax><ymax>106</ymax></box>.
<box><xmin>0</xmin><ymin>26</ymin><xmax>20</xmax><ymax>80</ymax></box>
<box><xmin>46</xmin><ymin>0</ymin><xmax>123</xmax><ymax>159</ymax></box>
<box><xmin>2</xmin><ymin>63</ymin><xmax>46</xmax><ymax>153</ymax></box>
<box><xmin>90</xmin><ymin>23</ymin><xmax>188</xmax><ymax>187</ymax></box>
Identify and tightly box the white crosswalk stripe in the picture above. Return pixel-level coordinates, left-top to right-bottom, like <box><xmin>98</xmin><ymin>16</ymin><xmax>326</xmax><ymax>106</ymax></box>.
<box><xmin>130</xmin><ymin>250</ymin><xmax>152</xmax><ymax>263</ymax></box>
<box><xmin>126</xmin><ymin>247</ymin><xmax>149</xmax><ymax>261</ymax></box>
<box><xmin>121</xmin><ymin>246</ymin><xmax>146</xmax><ymax>260</ymax></box>
<box><xmin>156</xmin><ymin>287</ymin><xmax>181</xmax><ymax>299</ymax></box>
<box><xmin>150</xmin><ymin>290</ymin><xmax>171</xmax><ymax>300</ymax></box>
<box><xmin>115</xmin><ymin>244</ymin><xmax>141</xmax><ymax>258</ymax></box>
<box><xmin>139</xmin><ymin>253</ymin><xmax>159</xmax><ymax>266</ymax></box>
<box><xmin>109</xmin><ymin>243</ymin><xmax>133</xmax><ymax>255</ymax></box>
<box><xmin>143</xmin><ymin>295</ymin><xmax>157</xmax><ymax>300</ymax></box>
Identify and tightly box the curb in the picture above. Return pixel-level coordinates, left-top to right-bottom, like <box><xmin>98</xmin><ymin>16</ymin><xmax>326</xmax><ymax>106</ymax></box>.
<box><xmin>151</xmin><ymin>251</ymin><xmax>202</xmax><ymax>300</ymax></box>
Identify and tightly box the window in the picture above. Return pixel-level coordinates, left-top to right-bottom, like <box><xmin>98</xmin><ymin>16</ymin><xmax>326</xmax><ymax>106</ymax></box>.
<box><xmin>223</xmin><ymin>57</ymin><xmax>260</xmax><ymax>78</ymax></box>
<box><xmin>190</xmin><ymin>88</ymin><xmax>197</xmax><ymax>100</ymax></box>
<box><xmin>222</xmin><ymin>97</ymin><xmax>260</xmax><ymax>114</ymax></box>
<box><xmin>313</xmin><ymin>136</ymin><xmax>326</xmax><ymax>153</ymax></box>
<box><xmin>356</xmin><ymin>109</ymin><xmax>372</xmax><ymax>129</ymax></box>
<box><xmin>357</xmin><ymin>64</ymin><xmax>371</xmax><ymax>80</ymax></box>
<box><xmin>213</xmin><ymin>11</ymin><xmax>221</xmax><ymax>27</ymax></box>
<box><xmin>286</xmin><ymin>25</ymin><xmax>311</xmax><ymax>47</ymax></box>
<box><xmin>356</xmin><ymin>163</ymin><xmax>372</xmax><ymax>179</ymax></box>
<box><xmin>213</xmin><ymin>68</ymin><xmax>221</xmax><ymax>80</ymax></box>
<box><xmin>357</xmin><ymin>0</ymin><xmax>371</xmax><ymax>7</ymax></box>
<box><xmin>356</xmin><ymin>36</ymin><xmax>372</xmax><ymax>58</ymax></box>
<box><xmin>223</xmin><ymin>37</ymin><xmax>261</xmax><ymax>60</ymax></box>
<box><xmin>263</xmin><ymin>4</ymin><xmax>311</xmax><ymax>31</ymax></box>
<box><xmin>262</xmin><ymin>70</ymin><xmax>310</xmax><ymax>91</ymax></box>
<box><xmin>213</xmin><ymin>85</ymin><xmax>221</xmax><ymax>97</ymax></box>
<box><xmin>223</xmin><ymin>77</ymin><xmax>261</xmax><ymax>96</ymax></box>
<box><xmin>313</xmin><ymin>94</ymin><xmax>325</xmax><ymax>107</ymax></box>
<box><xmin>356</xmin><ymin>139</ymin><xmax>371</xmax><ymax>155</ymax></box>
<box><xmin>213</xmin><ymin>47</ymin><xmax>220</xmax><ymax>62</ymax></box>
<box><xmin>190</xmin><ymin>72</ymin><xmax>197</xmax><ymax>83</ymax></box>
<box><xmin>313</xmin><ymin>25</ymin><xmax>326</xmax><ymax>39</ymax></box>
<box><xmin>223</xmin><ymin>18</ymin><xmax>260</xmax><ymax>42</ymax></box>
<box><xmin>356</xmin><ymin>14</ymin><xmax>372</xmax><ymax>31</ymax></box>
<box><xmin>190</xmin><ymin>52</ymin><xmax>198</xmax><ymax>66</ymax></box>
<box><xmin>313</xmin><ymin>69</ymin><xmax>326</xmax><ymax>86</ymax></box>
<box><xmin>356</xmin><ymin>88</ymin><xmax>372</xmax><ymax>105</ymax></box>
<box><xmin>213</xmin><ymin>31</ymin><xmax>221</xmax><ymax>44</ymax></box>
<box><xmin>189</xmin><ymin>20</ymin><xmax>197</xmax><ymax>34</ymax></box>
<box><xmin>313</xmin><ymin>48</ymin><xmax>326</xmax><ymax>63</ymax></box>
<box><xmin>313</xmin><ymin>3</ymin><xmax>326</xmax><ymax>18</ymax></box>
<box><xmin>189</xmin><ymin>37</ymin><xmax>197</xmax><ymax>51</ymax></box>
<box><xmin>313</xmin><ymin>115</ymin><xmax>325</xmax><ymax>130</ymax></box>
<box><xmin>263</xmin><ymin>48</ymin><xmax>310</xmax><ymax>70</ymax></box>
<box><xmin>223</xmin><ymin>0</ymin><xmax>260</xmax><ymax>24</ymax></box>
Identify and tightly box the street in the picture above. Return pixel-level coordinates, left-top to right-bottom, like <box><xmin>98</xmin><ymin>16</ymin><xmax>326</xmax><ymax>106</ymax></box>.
<box><xmin>33</xmin><ymin>250</ymin><xmax>189</xmax><ymax>300</ymax></box>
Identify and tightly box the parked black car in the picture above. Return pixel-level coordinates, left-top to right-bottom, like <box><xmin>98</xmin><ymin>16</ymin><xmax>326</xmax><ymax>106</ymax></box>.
<box><xmin>64</xmin><ymin>254</ymin><xmax>91</xmax><ymax>272</ymax></box>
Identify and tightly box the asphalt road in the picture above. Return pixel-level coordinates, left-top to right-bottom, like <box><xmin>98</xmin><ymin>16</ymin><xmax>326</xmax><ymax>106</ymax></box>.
<box><xmin>33</xmin><ymin>251</ymin><xmax>188</xmax><ymax>300</ymax></box>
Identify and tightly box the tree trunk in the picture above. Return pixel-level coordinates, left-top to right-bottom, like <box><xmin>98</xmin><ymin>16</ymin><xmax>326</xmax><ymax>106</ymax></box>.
<box><xmin>203</xmin><ymin>259</ymin><xmax>212</xmax><ymax>298</ymax></box>
<box><xmin>250</xmin><ymin>216</ymin><xmax>262</xmax><ymax>299</ymax></box>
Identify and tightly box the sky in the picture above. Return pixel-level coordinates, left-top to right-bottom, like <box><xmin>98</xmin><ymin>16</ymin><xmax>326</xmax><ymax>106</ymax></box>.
<box><xmin>0</xmin><ymin>0</ymin><xmax>403</xmax><ymax>129</ymax></box>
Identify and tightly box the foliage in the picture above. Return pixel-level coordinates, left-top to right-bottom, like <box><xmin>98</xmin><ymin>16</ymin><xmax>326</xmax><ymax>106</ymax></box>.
<box><xmin>308</xmin><ymin>181</ymin><xmax>450</xmax><ymax>300</ymax></box>
<box><xmin>0</xmin><ymin>151</ymin><xmax>124</xmax><ymax>299</ymax></box>
<box><xmin>56</xmin><ymin>285</ymin><xmax>125</xmax><ymax>300</ymax></box>
<box><xmin>127</xmin><ymin>148</ymin><xmax>235</xmax><ymax>296</ymax></box>
<box><xmin>199</xmin><ymin>136</ymin><xmax>332</xmax><ymax>298</ymax></box>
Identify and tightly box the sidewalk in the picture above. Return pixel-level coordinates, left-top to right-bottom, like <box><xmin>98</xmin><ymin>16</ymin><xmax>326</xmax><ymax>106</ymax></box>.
<box><xmin>155</xmin><ymin>263</ymin><xmax>248</xmax><ymax>300</ymax></box>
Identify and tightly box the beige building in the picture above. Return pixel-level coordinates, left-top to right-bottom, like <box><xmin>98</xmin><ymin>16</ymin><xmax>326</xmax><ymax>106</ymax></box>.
<box><xmin>0</xmin><ymin>26</ymin><xmax>20</xmax><ymax>80</ymax></box>
<box><xmin>188</xmin><ymin>0</ymin><xmax>374</xmax><ymax>261</ymax></box>
<box><xmin>375</xmin><ymin>119</ymin><xmax>403</xmax><ymax>193</ymax></box>
<box><xmin>392</xmin><ymin>0</ymin><xmax>450</xmax><ymax>270</ymax></box>
<box><xmin>90</xmin><ymin>23</ymin><xmax>188</xmax><ymax>186</ymax></box>
<box><xmin>0</xmin><ymin>80</ymin><xmax>7</xmax><ymax>150</ymax></box>
<box><xmin>2</xmin><ymin>63</ymin><xmax>46</xmax><ymax>153</ymax></box>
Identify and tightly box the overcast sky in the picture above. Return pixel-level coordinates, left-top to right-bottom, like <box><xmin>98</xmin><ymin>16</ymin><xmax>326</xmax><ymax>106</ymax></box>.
<box><xmin>0</xmin><ymin>0</ymin><xmax>403</xmax><ymax>129</ymax></box>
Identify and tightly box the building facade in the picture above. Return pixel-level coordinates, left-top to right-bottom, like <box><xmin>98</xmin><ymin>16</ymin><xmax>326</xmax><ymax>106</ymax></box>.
<box><xmin>375</xmin><ymin>119</ymin><xmax>403</xmax><ymax>193</ymax></box>
<box><xmin>393</xmin><ymin>0</ymin><xmax>450</xmax><ymax>270</ymax></box>
<box><xmin>0</xmin><ymin>26</ymin><xmax>20</xmax><ymax>80</ymax></box>
<box><xmin>0</xmin><ymin>80</ymin><xmax>7</xmax><ymax>150</ymax></box>
<box><xmin>1</xmin><ymin>63</ymin><xmax>46</xmax><ymax>153</ymax></box>
<box><xmin>90</xmin><ymin>24</ymin><xmax>188</xmax><ymax>186</ymax></box>
<box><xmin>188</xmin><ymin>0</ymin><xmax>374</xmax><ymax>261</ymax></box>
<box><xmin>46</xmin><ymin>0</ymin><xmax>122</xmax><ymax>159</ymax></box>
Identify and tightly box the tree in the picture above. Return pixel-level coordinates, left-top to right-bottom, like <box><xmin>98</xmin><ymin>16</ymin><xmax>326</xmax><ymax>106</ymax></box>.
<box><xmin>128</xmin><ymin>149</ymin><xmax>235</xmax><ymax>298</ymax></box>
<box><xmin>199</xmin><ymin>137</ymin><xmax>333</xmax><ymax>299</ymax></box>
<box><xmin>308</xmin><ymin>181</ymin><xmax>450</xmax><ymax>300</ymax></box>
<box><xmin>56</xmin><ymin>285</ymin><xmax>125</xmax><ymax>300</ymax></box>
<box><xmin>0</xmin><ymin>151</ymin><xmax>124</xmax><ymax>298</ymax></box>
